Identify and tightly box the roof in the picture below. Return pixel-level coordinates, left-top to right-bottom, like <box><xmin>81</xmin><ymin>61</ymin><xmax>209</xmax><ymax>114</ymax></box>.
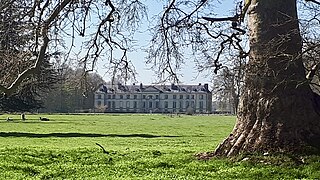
<box><xmin>96</xmin><ymin>83</ymin><xmax>211</xmax><ymax>94</ymax></box>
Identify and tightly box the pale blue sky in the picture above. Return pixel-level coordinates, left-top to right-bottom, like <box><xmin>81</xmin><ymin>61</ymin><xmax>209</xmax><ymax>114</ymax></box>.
<box><xmin>95</xmin><ymin>0</ymin><xmax>237</xmax><ymax>85</ymax></box>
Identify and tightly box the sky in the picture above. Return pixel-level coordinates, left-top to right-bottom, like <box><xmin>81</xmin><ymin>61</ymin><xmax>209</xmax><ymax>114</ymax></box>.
<box><xmin>95</xmin><ymin>0</ymin><xmax>236</xmax><ymax>85</ymax></box>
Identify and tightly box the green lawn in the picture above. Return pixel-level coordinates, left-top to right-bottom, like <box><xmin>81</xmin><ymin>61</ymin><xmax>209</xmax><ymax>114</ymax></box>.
<box><xmin>0</xmin><ymin>114</ymin><xmax>319</xmax><ymax>179</ymax></box>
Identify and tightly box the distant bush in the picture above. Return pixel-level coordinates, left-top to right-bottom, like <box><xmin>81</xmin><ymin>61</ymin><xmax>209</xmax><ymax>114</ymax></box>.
<box><xmin>186</xmin><ymin>107</ymin><xmax>194</xmax><ymax>115</ymax></box>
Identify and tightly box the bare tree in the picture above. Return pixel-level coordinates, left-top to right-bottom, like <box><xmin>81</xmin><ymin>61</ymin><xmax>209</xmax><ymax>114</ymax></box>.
<box><xmin>212</xmin><ymin>60</ymin><xmax>245</xmax><ymax>114</ymax></box>
<box><xmin>0</xmin><ymin>0</ymin><xmax>147</xmax><ymax>97</ymax></box>
<box><xmin>148</xmin><ymin>0</ymin><xmax>320</xmax><ymax>156</ymax></box>
<box><xmin>212</xmin><ymin>0</ymin><xmax>320</xmax><ymax>156</ymax></box>
<box><xmin>300</xmin><ymin>1</ymin><xmax>320</xmax><ymax>92</ymax></box>
<box><xmin>146</xmin><ymin>0</ymin><xmax>248</xmax><ymax>83</ymax></box>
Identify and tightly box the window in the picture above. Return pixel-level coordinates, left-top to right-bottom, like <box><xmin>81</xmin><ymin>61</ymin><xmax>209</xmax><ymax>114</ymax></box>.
<box><xmin>148</xmin><ymin>95</ymin><xmax>153</xmax><ymax>99</ymax></box>
<box><xmin>186</xmin><ymin>95</ymin><xmax>190</xmax><ymax>99</ymax></box>
<box><xmin>107</xmin><ymin>101</ymin><xmax>111</xmax><ymax>108</ymax></box>
<box><xmin>173</xmin><ymin>102</ymin><xmax>176</xmax><ymax>108</ymax></box>
<box><xmin>186</xmin><ymin>101</ymin><xmax>189</xmax><ymax>108</ymax></box>
<box><xmin>191</xmin><ymin>101</ymin><xmax>194</xmax><ymax>107</ymax></box>
<box><xmin>173</xmin><ymin>95</ymin><xmax>176</xmax><ymax>99</ymax></box>
<box><xmin>156</xmin><ymin>102</ymin><xmax>159</xmax><ymax>108</ymax></box>
<box><xmin>134</xmin><ymin>95</ymin><xmax>137</xmax><ymax>99</ymax></box>
<box><xmin>97</xmin><ymin>101</ymin><xmax>101</xmax><ymax>106</ymax></box>
<box><xmin>164</xmin><ymin>95</ymin><xmax>168</xmax><ymax>99</ymax></box>
<box><xmin>149</xmin><ymin>102</ymin><xmax>153</xmax><ymax>108</ymax></box>
<box><xmin>155</xmin><ymin>95</ymin><xmax>159</xmax><ymax>99</ymax></box>
<box><xmin>142</xmin><ymin>102</ymin><xmax>146</xmax><ymax>108</ymax></box>
<box><xmin>112</xmin><ymin>101</ymin><xmax>115</xmax><ymax>108</ymax></box>
<box><xmin>126</xmin><ymin>101</ymin><xmax>130</xmax><ymax>111</ymax></box>
<box><xmin>107</xmin><ymin>95</ymin><xmax>111</xmax><ymax>99</ymax></box>
<box><xmin>143</xmin><ymin>95</ymin><xmax>146</xmax><ymax>99</ymax></box>
<box><xmin>133</xmin><ymin>101</ymin><xmax>137</xmax><ymax>108</ymax></box>
<box><xmin>180</xmin><ymin>95</ymin><xmax>183</xmax><ymax>99</ymax></box>
<box><xmin>126</xmin><ymin>95</ymin><xmax>130</xmax><ymax>99</ymax></box>
<box><xmin>120</xmin><ymin>101</ymin><xmax>123</xmax><ymax>107</ymax></box>
<box><xmin>164</xmin><ymin>101</ymin><xmax>168</xmax><ymax>108</ymax></box>
<box><xmin>120</xmin><ymin>95</ymin><xmax>123</xmax><ymax>99</ymax></box>
<box><xmin>97</xmin><ymin>94</ymin><xmax>102</xmax><ymax>99</ymax></box>
<box><xmin>191</xmin><ymin>95</ymin><xmax>194</xmax><ymax>99</ymax></box>
<box><xmin>199</xmin><ymin>95</ymin><xmax>204</xmax><ymax>99</ymax></box>
<box><xmin>179</xmin><ymin>101</ymin><xmax>183</xmax><ymax>108</ymax></box>
<box><xmin>199</xmin><ymin>101</ymin><xmax>204</xmax><ymax>109</ymax></box>
<box><xmin>112</xmin><ymin>95</ymin><xmax>116</xmax><ymax>99</ymax></box>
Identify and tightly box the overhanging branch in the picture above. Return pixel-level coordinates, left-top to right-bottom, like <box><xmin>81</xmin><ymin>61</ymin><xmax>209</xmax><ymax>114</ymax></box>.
<box><xmin>202</xmin><ymin>16</ymin><xmax>238</xmax><ymax>22</ymax></box>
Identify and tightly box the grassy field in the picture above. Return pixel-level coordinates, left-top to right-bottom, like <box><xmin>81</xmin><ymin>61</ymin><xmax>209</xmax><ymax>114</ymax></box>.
<box><xmin>0</xmin><ymin>114</ymin><xmax>319</xmax><ymax>179</ymax></box>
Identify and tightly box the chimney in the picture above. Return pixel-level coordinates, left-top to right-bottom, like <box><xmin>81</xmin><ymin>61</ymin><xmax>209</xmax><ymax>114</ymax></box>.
<box><xmin>204</xmin><ymin>83</ymin><xmax>209</xmax><ymax>91</ymax></box>
<box><xmin>117</xmin><ymin>82</ymin><xmax>122</xmax><ymax>89</ymax></box>
<box><xmin>140</xmin><ymin>83</ymin><xmax>143</xmax><ymax>89</ymax></box>
<box><xmin>198</xmin><ymin>83</ymin><xmax>201</xmax><ymax>86</ymax></box>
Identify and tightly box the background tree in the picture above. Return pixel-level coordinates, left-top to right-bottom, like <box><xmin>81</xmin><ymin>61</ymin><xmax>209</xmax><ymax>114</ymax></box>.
<box><xmin>41</xmin><ymin>67</ymin><xmax>105</xmax><ymax>113</ymax></box>
<box><xmin>212</xmin><ymin>58</ymin><xmax>245</xmax><ymax>114</ymax></box>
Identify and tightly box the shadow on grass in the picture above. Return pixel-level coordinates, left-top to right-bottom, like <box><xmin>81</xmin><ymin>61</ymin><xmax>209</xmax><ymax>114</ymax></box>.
<box><xmin>0</xmin><ymin>120</ymin><xmax>72</xmax><ymax>124</ymax></box>
<box><xmin>0</xmin><ymin>132</ymin><xmax>180</xmax><ymax>138</ymax></box>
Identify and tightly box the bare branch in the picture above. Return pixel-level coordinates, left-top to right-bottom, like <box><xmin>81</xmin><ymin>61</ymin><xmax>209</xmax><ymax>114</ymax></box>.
<box><xmin>306</xmin><ymin>0</ymin><xmax>320</xmax><ymax>5</ymax></box>
<box><xmin>202</xmin><ymin>16</ymin><xmax>238</xmax><ymax>22</ymax></box>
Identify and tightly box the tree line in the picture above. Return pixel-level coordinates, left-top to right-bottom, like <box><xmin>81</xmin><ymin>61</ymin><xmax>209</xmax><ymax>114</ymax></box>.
<box><xmin>40</xmin><ymin>68</ymin><xmax>105</xmax><ymax>113</ymax></box>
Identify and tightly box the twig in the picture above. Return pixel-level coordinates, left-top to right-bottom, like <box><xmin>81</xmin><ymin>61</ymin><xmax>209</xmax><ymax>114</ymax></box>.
<box><xmin>95</xmin><ymin>143</ymin><xmax>109</xmax><ymax>154</ymax></box>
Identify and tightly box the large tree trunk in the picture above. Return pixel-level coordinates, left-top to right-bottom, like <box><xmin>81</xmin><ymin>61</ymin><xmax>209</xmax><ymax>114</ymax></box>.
<box><xmin>214</xmin><ymin>0</ymin><xmax>320</xmax><ymax>156</ymax></box>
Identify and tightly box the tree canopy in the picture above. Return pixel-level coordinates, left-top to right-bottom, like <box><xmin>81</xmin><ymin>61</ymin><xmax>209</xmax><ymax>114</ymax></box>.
<box><xmin>0</xmin><ymin>0</ymin><xmax>319</xmax><ymax>89</ymax></box>
<box><xmin>0</xmin><ymin>0</ymin><xmax>59</xmax><ymax>111</ymax></box>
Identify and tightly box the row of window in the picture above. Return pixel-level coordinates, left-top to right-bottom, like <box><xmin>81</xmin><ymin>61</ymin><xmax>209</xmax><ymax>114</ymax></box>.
<box><xmin>105</xmin><ymin>108</ymin><xmax>206</xmax><ymax>113</ymax></box>
<box><xmin>97</xmin><ymin>94</ymin><xmax>205</xmax><ymax>100</ymax></box>
<box><xmin>97</xmin><ymin>101</ymin><xmax>204</xmax><ymax>109</ymax></box>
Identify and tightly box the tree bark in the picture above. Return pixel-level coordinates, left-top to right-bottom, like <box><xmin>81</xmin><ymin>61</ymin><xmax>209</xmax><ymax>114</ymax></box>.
<box><xmin>214</xmin><ymin>0</ymin><xmax>320</xmax><ymax>156</ymax></box>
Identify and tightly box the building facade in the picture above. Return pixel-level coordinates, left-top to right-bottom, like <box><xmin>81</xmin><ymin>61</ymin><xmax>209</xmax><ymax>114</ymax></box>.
<box><xmin>94</xmin><ymin>83</ymin><xmax>212</xmax><ymax>114</ymax></box>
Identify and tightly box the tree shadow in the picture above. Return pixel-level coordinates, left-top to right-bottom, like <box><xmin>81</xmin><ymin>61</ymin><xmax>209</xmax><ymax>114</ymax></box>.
<box><xmin>0</xmin><ymin>120</ymin><xmax>72</xmax><ymax>124</ymax></box>
<box><xmin>0</xmin><ymin>132</ymin><xmax>180</xmax><ymax>138</ymax></box>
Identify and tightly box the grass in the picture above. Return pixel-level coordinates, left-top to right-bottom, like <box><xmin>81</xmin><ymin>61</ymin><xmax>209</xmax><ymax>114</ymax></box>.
<box><xmin>0</xmin><ymin>114</ymin><xmax>319</xmax><ymax>179</ymax></box>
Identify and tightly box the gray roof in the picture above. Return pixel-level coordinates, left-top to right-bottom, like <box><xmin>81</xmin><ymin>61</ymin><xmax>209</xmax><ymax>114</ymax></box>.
<box><xmin>97</xmin><ymin>83</ymin><xmax>211</xmax><ymax>93</ymax></box>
